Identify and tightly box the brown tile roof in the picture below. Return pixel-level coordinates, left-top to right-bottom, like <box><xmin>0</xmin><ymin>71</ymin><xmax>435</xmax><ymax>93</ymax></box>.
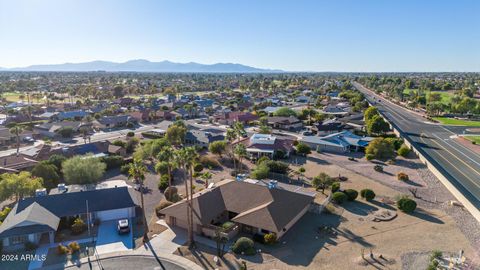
<box><xmin>161</xmin><ymin>179</ymin><xmax>314</xmax><ymax>233</ymax></box>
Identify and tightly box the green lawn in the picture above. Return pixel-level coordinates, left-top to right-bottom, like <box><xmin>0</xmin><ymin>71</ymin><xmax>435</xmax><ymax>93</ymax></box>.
<box><xmin>433</xmin><ymin>117</ymin><xmax>480</xmax><ymax>127</ymax></box>
<box><xmin>463</xmin><ymin>136</ymin><xmax>480</xmax><ymax>144</ymax></box>
<box><xmin>403</xmin><ymin>89</ymin><xmax>453</xmax><ymax>104</ymax></box>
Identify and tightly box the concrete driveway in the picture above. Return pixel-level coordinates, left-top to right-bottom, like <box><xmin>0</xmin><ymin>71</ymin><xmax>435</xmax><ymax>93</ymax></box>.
<box><xmin>95</xmin><ymin>219</ymin><xmax>133</xmax><ymax>254</ymax></box>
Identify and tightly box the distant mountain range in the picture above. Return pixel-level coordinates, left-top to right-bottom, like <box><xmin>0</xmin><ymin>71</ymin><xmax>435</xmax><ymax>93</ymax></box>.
<box><xmin>0</xmin><ymin>59</ymin><xmax>283</xmax><ymax>73</ymax></box>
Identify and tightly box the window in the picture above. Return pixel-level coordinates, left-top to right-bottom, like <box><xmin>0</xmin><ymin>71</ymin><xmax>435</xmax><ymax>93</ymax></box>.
<box><xmin>10</xmin><ymin>235</ymin><xmax>28</xmax><ymax>245</ymax></box>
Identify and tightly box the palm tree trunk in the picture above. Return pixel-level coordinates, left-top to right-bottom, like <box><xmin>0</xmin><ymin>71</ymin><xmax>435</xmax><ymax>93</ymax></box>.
<box><xmin>168</xmin><ymin>166</ymin><xmax>172</xmax><ymax>187</ymax></box>
<box><xmin>16</xmin><ymin>134</ymin><xmax>20</xmax><ymax>156</ymax></box>
<box><xmin>183</xmin><ymin>167</ymin><xmax>192</xmax><ymax>247</ymax></box>
<box><xmin>140</xmin><ymin>181</ymin><xmax>148</xmax><ymax>241</ymax></box>
<box><xmin>189</xmin><ymin>166</ymin><xmax>195</xmax><ymax>247</ymax></box>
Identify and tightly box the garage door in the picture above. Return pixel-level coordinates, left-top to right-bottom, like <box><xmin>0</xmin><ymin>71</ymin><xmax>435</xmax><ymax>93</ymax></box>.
<box><xmin>96</xmin><ymin>207</ymin><xmax>131</xmax><ymax>221</ymax></box>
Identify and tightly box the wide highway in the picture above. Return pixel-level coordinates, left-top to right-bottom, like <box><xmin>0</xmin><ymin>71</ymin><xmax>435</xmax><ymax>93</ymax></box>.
<box><xmin>353</xmin><ymin>82</ymin><xmax>480</xmax><ymax>216</ymax></box>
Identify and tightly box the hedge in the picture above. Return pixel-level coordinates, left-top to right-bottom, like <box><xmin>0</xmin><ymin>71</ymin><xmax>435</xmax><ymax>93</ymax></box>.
<box><xmin>332</xmin><ymin>192</ymin><xmax>348</xmax><ymax>204</ymax></box>
<box><xmin>344</xmin><ymin>189</ymin><xmax>358</xmax><ymax>201</ymax></box>
<box><xmin>360</xmin><ymin>189</ymin><xmax>376</xmax><ymax>201</ymax></box>
<box><xmin>397</xmin><ymin>197</ymin><xmax>417</xmax><ymax>213</ymax></box>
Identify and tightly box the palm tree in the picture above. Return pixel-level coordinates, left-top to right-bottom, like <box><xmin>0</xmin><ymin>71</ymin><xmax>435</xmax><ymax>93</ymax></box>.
<box><xmin>9</xmin><ymin>125</ymin><xmax>24</xmax><ymax>156</ymax></box>
<box><xmin>183</xmin><ymin>147</ymin><xmax>198</xmax><ymax>248</ymax></box>
<box><xmin>174</xmin><ymin>147</ymin><xmax>198</xmax><ymax>248</ymax></box>
<box><xmin>156</xmin><ymin>146</ymin><xmax>176</xmax><ymax>187</ymax></box>
<box><xmin>226</xmin><ymin>128</ymin><xmax>238</xmax><ymax>176</ymax></box>
<box><xmin>128</xmin><ymin>158</ymin><xmax>149</xmax><ymax>241</ymax></box>
<box><xmin>234</xmin><ymin>144</ymin><xmax>247</xmax><ymax>174</ymax></box>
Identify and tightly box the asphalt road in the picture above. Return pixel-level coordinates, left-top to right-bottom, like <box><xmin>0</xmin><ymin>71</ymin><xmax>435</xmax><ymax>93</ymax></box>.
<box><xmin>353</xmin><ymin>82</ymin><xmax>480</xmax><ymax>212</ymax></box>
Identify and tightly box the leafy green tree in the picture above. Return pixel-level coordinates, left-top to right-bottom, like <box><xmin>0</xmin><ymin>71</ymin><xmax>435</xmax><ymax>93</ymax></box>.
<box><xmin>166</xmin><ymin>124</ymin><xmax>187</xmax><ymax>146</ymax></box>
<box><xmin>365</xmin><ymin>138</ymin><xmax>395</xmax><ymax>160</ymax></box>
<box><xmin>363</xmin><ymin>106</ymin><xmax>379</xmax><ymax>121</ymax></box>
<box><xmin>366</xmin><ymin>115</ymin><xmax>390</xmax><ymax>135</ymax></box>
<box><xmin>311</xmin><ymin>172</ymin><xmax>333</xmax><ymax>194</ymax></box>
<box><xmin>273</xmin><ymin>107</ymin><xmax>297</xmax><ymax>117</ymax></box>
<box><xmin>296</xmin><ymin>142</ymin><xmax>312</xmax><ymax>156</ymax></box>
<box><xmin>0</xmin><ymin>172</ymin><xmax>43</xmax><ymax>201</ymax></box>
<box><xmin>209</xmin><ymin>141</ymin><xmax>227</xmax><ymax>158</ymax></box>
<box><xmin>47</xmin><ymin>154</ymin><xmax>67</xmax><ymax>173</ymax></box>
<box><xmin>31</xmin><ymin>162</ymin><xmax>60</xmax><ymax>190</ymax></box>
<box><xmin>62</xmin><ymin>155</ymin><xmax>106</xmax><ymax>185</ymax></box>
<box><xmin>56</xmin><ymin>126</ymin><xmax>74</xmax><ymax>138</ymax></box>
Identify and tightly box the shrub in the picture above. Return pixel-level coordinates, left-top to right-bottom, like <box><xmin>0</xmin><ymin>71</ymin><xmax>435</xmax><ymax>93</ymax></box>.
<box><xmin>222</xmin><ymin>221</ymin><xmax>235</xmax><ymax>230</ymax></box>
<box><xmin>155</xmin><ymin>201</ymin><xmax>174</xmax><ymax>217</ymax></box>
<box><xmin>365</xmin><ymin>154</ymin><xmax>374</xmax><ymax>161</ymax></box>
<box><xmin>120</xmin><ymin>164</ymin><xmax>130</xmax><ymax>175</ymax></box>
<box><xmin>264</xmin><ymin>233</ymin><xmax>277</xmax><ymax>245</ymax></box>
<box><xmin>264</xmin><ymin>160</ymin><xmax>289</xmax><ymax>174</ymax></box>
<box><xmin>344</xmin><ymin>189</ymin><xmax>358</xmax><ymax>201</ymax></box>
<box><xmin>374</xmin><ymin>165</ymin><xmax>383</xmax><ymax>172</ymax></box>
<box><xmin>193</xmin><ymin>163</ymin><xmax>204</xmax><ymax>173</ymax></box>
<box><xmin>273</xmin><ymin>150</ymin><xmax>286</xmax><ymax>159</ymax></box>
<box><xmin>126</xmin><ymin>131</ymin><xmax>135</xmax><ymax>137</ymax></box>
<box><xmin>101</xmin><ymin>155</ymin><xmax>124</xmax><ymax>169</ymax></box>
<box><xmin>397</xmin><ymin>144</ymin><xmax>411</xmax><ymax>157</ymax></box>
<box><xmin>0</xmin><ymin>207</ymin><xmax>12</xmax><ymax>223</ymax></box>
<box><xmin>252</xmin><ymin>233</ymin><xmax>265</xmax><ymax>244</ymax></box>
<box><xmin>164</xmin><ymin>186</ymin><xmax>178</xmax><ymax>201</ymax></box>
<box><xmin>430</xmin><ymin>250</ymin><xmax>442</xmax><ymax>261</ymax></box>
<box><xmin>158</xmin><ymin>175</ymin><xmax>169</xmax><ymax>190</ymax></box>
<box><xmin>360</xmin><ymin>189</ymin><xmax>376</xmax><ymax>201</ymax></box>
<box><xmin>68</xmin><ymin>241</ymin><xmax>80</xmax><ymax>253</ymax></box>
<box><xmin>397</xmin><ymin>197</ymin><xmax>417</xmax><ymax>213</ymax></box>
<box><xmin>332</xmin><ymin>192</ymin><xmax>348</xmax><ymax>204</ymax></box>
<box><xmin>251</xmin><ymin>163</ymin><xmax>270</xmax><ymax>180</ymax></box>
<box><xmin>57</xmin><ymin>244</ymin><xmax>69</xmax><ymax>255</ymax></box>
<box><xmin>256</xmin><ymin>156</ymin><xmax>270</xmax><ymax>165</ymax></box>
<box><xmin>397</xmin><ymin>172</ymin><xmax>409</xmax><ymax>181</ymax></box>
<box><xmin>331</xmin><ymin>182</ymin><xmax>340</xmax><ymax>193</ymax></box>
<box><xmin>71</xmin><ymin>218</ymin><xmax>87</xmax><ymax>235</ymax></box>
<box><xmin>24</xmin><ymin>241</ymin><xmax>37</xmax><ymax>251</ymax></box>
<box><xmin>298</xmin><ymin>167</ymin><xmax>306</xmax><ymax>173</ymax></box>
<box><xmin>232</xmin><ymin>237</ymin><xmax>255</xmax><ymax>255</ymax></box>
<box><xmin>199</xmin><ymin>156</ymin><xmax>220</xmax><ymax>168</ymax></box>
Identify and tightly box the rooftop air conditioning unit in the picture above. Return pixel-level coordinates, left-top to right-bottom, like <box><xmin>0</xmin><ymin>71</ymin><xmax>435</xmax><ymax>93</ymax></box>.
<box><xmin>35</xmin><ymin>188</ymin><xmax>47</xmax><ymax>197</ymax></box>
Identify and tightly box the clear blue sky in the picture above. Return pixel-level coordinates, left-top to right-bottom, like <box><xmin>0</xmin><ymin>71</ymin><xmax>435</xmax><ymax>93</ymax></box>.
<box><xmin>0</xmin><ymin>0</ymin><xmax>479</xmax><ymax>72</ymax></box>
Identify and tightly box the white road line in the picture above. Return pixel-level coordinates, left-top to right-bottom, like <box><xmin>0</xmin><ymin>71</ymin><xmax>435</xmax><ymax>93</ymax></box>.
<box><xmin>431</xmin><ymin>133</ymin><xmax>480</xmax><ymax>170</ymax></box>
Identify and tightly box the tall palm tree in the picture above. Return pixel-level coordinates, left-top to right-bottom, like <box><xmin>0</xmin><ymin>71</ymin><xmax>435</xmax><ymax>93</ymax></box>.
<box><xmin>9</xmin><ymin>125</ymin><xmax>24</xmax><ymax>156</ymax></box>
<box><xmin>183</xmin><ymin>147</ymin><xmax>199</xmax><ymax>248</ymax></box>
<box><xmin>173</xmin><ymin>148</ymin><xmax>191</xmax><ymax>246</ymax></box>
<box><xmin>174</xmin><ymin>147</ymin><xmax>198</xmax><ymax>248</ymax></box>
<box><xmin>226</xmin><ymin>128</ymin><xmax>238</xmax><ymax>176</ymax></box>
<box><xmin>128</xmin><ymin>158</ymin><xmax>149</xmax><ymax>241</ymax></box>
<box><xmin>156</xmin><ymin>145</ymin><xmax>176</xmax><ymax>187</ymax></box>
<box><xmin>234</xmin><ymin>144</ymin><xmax>247</xmax><ymax>174</ymax></box>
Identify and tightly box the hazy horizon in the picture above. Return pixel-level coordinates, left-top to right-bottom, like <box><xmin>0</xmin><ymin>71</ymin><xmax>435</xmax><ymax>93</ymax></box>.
<box><xmin>1</xmin><ymin>0</ymin><xmax>479</xmax><ymax>72</ymax></box>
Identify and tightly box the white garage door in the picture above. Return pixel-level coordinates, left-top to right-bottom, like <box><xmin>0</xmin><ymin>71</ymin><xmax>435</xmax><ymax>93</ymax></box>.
<box><xmin>96</xmin><ymin>207</ymin><xmax>131</xmax><ymax>221</ymax></box>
